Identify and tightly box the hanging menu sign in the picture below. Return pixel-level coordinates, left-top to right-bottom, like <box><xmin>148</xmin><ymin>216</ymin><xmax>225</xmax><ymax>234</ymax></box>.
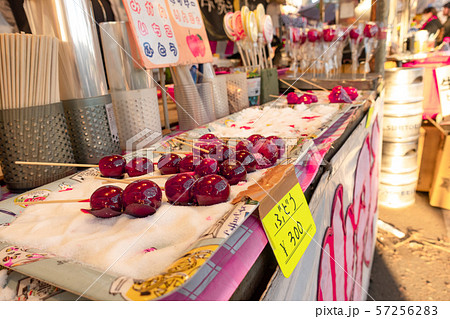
<box><xmin>122</xmin><ymin>0</ymin><xmax>213</xmax><ymax>68</ymax></box>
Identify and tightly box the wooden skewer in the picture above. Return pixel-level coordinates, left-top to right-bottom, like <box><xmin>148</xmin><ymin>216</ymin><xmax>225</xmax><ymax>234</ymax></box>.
<box><xmin>176</xmin><ymin>136</ymin><xmax>227</xmax><ymax>146</ymax></box>
<box><xmin>178</xmin><ymin>135</ymin><xmax>232</xmax><ymax>146</ymax></box>
<box><xmin>15</xmin><ymin>161</ymin><xmax>98</xmax><ymax>168</ymax></box>
<box><xmin>95</xmin><ymin>174</ymin><xmax>179</xmax><ymax>183</ymax></box>
<box><xmin>125</xmin><ymin>173</ymin><xmax>178</xmax><ymax>180</ymax></box>
<box><xmin>152</xmin><ymin>150</ymin><xmax>193</xmax><ymax>155</ymax></box>
<box><xmin>296</xmin><ymin>77</ymin><xmax>329</xmax><ymax>93</ymax></box>
<box><xmin>18</xmin><ymin>199</ymin><xmax>89</xmax><ymax>205</ymax></box>
<box><xmin>175</xmin><ymin>136</ymin><xmax>193</xmax><ymax>143</ymax></box>
<box><xmin>95</xmin><ymin>176</ymin><xmax>137</xmax><ymax>183</ymax></box>
<box><xmin>173</xmin><ymin>138</ymin><xmax>210</xmax><ymax>153</ymax></box>
<box><xmin>301</xmin><ymin>91</ymin><xmax>318</xmax><ymax>96</ymax></box>
<box><xmin>279</xmin><ymin>79</ymin><xmax>319</xmax><ymax>96</ymax></box>
<box><xmin>279</xmin><ymin>78</ymin><xmax>304</xmax><ymax>94</ymax></box>
<box><xmin>168</xmin><ymin>139</ymin><xmax>177</xmax><ymax>148</ymax></box>
<box><xmin>99</xmin><ymin>179</ymin><xmax>165</xmax><ymax>189</ymax></box>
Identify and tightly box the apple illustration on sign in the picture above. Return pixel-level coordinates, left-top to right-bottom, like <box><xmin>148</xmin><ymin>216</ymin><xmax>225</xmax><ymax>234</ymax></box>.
<box><xmin>187</xmin><ymin>34</ymin><xmax>206</xmax><ymax>57</ymax></box>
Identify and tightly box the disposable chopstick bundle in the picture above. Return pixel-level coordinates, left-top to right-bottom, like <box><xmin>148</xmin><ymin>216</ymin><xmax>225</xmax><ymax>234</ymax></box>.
<box><xmin>0</xmin><ymin>33</ymin><xmax>60</xmax><ymax>110</ymax></box>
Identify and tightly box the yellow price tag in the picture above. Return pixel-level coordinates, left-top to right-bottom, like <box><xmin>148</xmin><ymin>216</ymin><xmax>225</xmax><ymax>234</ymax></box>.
<box><xmin>261</xmin><ymin>183</ymin><xmax>316</xmax><ymax>278</ymax></box>
<box><xmin>365</xmin><ymin>105</ymin><xmax>374</xmax><ymax>128</ymax></box>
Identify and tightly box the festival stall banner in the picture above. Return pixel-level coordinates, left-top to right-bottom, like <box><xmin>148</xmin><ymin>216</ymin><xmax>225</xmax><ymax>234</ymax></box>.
<box><xmin>122</xmin><ymin>0</ymin><xmax>213</xmax><ymax>68</ymax></box>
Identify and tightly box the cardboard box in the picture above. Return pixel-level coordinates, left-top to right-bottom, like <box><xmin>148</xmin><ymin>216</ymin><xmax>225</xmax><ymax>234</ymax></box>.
<box><xmin>429</xmin><ymin>131</ymin><xmax>450</xmax><ymax>210</ymax></box>
<box><xmin>417</xmin><ymin>122</ymin><xmax>445</xmax><ymax>192</ymax></box>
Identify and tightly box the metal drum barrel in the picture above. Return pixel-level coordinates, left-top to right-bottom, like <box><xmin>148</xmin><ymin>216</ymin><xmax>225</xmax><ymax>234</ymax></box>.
<box><xmin>382</xmin><ymin>140</ymin><xmax>418</xmax><ymax>156</ymax></box>
<box><xmin>382</xmin><ymin>114</ymin><xmax>422</xmax><ymax>142</ymax></box>
<box><xmin>380</xmin><ymin>67</ymin><xmax>424</xmax><ymax>208</ymax></box>
<box><xmin>381</xmin><ymin>151</ymin><xmax>418</xmax><ymax>174</ymax></box>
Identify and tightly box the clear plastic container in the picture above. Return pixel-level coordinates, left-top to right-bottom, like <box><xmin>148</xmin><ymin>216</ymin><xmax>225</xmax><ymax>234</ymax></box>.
<box><xmin>226</xmin><ymin>73</ymin><xmax>249</xmax><ymax>113</ymax></box>
<box><xmin>174</xmin><ymin>82</ymin><xmax>216</xmax><ymax>130</ymax></box>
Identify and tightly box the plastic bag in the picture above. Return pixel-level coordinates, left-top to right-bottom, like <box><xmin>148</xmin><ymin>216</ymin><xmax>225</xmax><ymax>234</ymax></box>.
<box><xmin>0</xmin><ymin>12</ymin><xmax>13</xmax><ymax>33</ymax></box>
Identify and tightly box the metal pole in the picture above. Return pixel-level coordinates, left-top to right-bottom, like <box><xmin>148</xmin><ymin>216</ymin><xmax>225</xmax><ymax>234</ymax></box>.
<box><xmin>375</xmin><ymin>0</ymin><xmax>390</xmax><ymax>77</ymax></box>
<box><xmin>319</xmin><ymin>0</ymin><xmax>324</xmax><ymax>23</ymax></box>
<box><xmin>399</xmin><ymin>0</ymin><xmax>411</xmax><ymax>53</ymax></box>
<box><xmin>159</xmin><ymin>68</ymin><xmax>171</xmax><ymax>133</ymax></box>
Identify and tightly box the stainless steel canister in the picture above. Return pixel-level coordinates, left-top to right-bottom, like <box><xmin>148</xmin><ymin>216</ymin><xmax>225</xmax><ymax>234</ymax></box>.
<box><xmin>24</xmin><ymin>0</ymin><xmax>108</xmax><ymax>100</ymax></box>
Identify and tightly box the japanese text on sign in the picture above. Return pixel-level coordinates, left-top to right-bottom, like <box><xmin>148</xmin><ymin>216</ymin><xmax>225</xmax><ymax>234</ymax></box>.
<box><xmin>200</xmin><ymin>0</ymin><xmax>232</xmax><ymax>15</ymax></box>
<box><xmin>167</xmin><ymin>0</ymin><xmax>202</xmax><ymax>28</ymax></box>
<box><xmin>262</xmin><ymin>183</ymin><xmax>316</xmax><ymax>278</ymax></box>
<box><xmin>123</xmin><ymin>0</ymin><xmax>212</xmax><ymax>68</ymax></box>
<box><xmin>126</xmin><ymin>0</ymin><xmax>179</xmax><ymax>65</ymax></box>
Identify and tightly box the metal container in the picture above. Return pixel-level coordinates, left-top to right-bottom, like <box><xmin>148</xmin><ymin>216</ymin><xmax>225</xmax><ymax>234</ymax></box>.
<box><xmin>62</xmin><ymin>95</ymin><xmax>121</xmax><ymax>163</ymax></box>
<box><xmin>24</xmin><ymin>0</ymin><xmax>108</xmax><ymax>100</ymax></box>
<box><xmin>382</xmin><ymin>140</ymin><xmax>418</xmax><ymax>156</ymax></box>
<box><xmin>0</xmin><ymin>102</ymin><xmax>76</xmax><ymax>191</ymax></box>
<box><xmin>384</xmin><ymin>67</ymin><xmax>424</xmax><ymax>85</ymax></box>
<box><xmin>381</xmin><ymin>151</ymin><xmax>418</xmax><ymax>174</ymax></box>
<box><xmin>383</xmin><ymin>100</ymin><xmax>423</xmax><ymax>117</ymax></box>
<box><xmin>382</xmin><ymin>114</ymin><xmax>422</xmax><ymax>142</ymax></box>
<box><xmin>385</xmin><ymin>82</ymin><xmax>424</xmax><ymax>103</ymax></box>
<box><xmin>380</xmin><ymin>170</ymin><xmax>418</xmax><ymax>186</ymax></box>
<box><xmin>110</xmin><ymin>88</ymin><xmax>162</xmax><ymax>151</ymax></box>
<box><xmin>379</xmin><ymin>182</ymin><xmax>416</xmax><ymax>208</ymax></box>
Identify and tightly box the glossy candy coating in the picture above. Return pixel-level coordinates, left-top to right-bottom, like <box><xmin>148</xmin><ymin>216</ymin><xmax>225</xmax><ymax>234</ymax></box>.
<box><xmin>123</xmin><ymin>180</ymin><xmax>162</xmax><ymax>218</ymax></box>
<box><xmin>99</xmin><ymin>155</ymin><xmax>126</xmax><ymax>178</ymax></box>
<box><xmin>194</xmin><ymin>158</ymin><xmax>219</xmax><ymax>178</ymax></box>
<box><xmin>179</xmin><ymin>154</ymin><xmax>203</xmax><ymax>172</ymax></box>
<box><xmin>83</xmin><ymin>185</ymin><xmax>123</xmax><ymax>218</ymax></box>
<box><xmin>328</xmin><ymin>86</ymin><xmax>353</xmax><ymax>103</ymax></box>
<box><xmin>157</xmin><ymin>153</ymin><xmax>181</xmax><ymax>175</ymax></box>
<box><xmin>193</xmin><ymin>174</ymin><xmax>230</xmax><ymax>206</ymax></box>
<box><xmin>125</xmin><ymin>157</ymin><xmax>154</xmax><ymax>177</ymax></box>
<box><xmin>165</xmin><ymin>173</ymin><xmax>196</xmax><ymax>205</ymax></box>
<box><xmin>235</xmin><ymin>150</ymin><xmax>257</xmax><ymax>172</ymax></box>
<box><xmin>219</xmin><ymin>159</ymin><xmax>247</xmax><ymax>185</ymax></box>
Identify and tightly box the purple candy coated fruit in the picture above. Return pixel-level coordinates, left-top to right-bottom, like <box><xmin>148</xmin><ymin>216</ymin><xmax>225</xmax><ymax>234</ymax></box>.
<box><xmin>179</xmin><ymin>154</ymin><xmax>203</xmax><ymax>172</ymax></box>
<box><xmin>235</xmin><ymin>150</ymin><xmax>257</xmax><ymax>172</ymax></box>
<box><xmin>125</xmin><ymin>157</ymin><xmax>154</xmax><ymax>177</ymax></box>
<box><xmin>219</xmin><ymin>159</ymin><xmax>247</xmax><ymax>185</ymax></box>
<box><xmin>247</xmin><ymin>134</ymin><xmax>264</xmax><ymax>146</ymax></box>
<box><xmin>123</xmin><ymin>180</ymin><xmax>162</xmax><ymax>218</ymax></box>
<box><xmin>165</xmin><ymin>173</ymin><xmax>197</xmax><ymax>205</ymax></box>
<box><xmin>84</xmin><ymin>185</ymin><xmax>123</xmax><ymax>218</ymax></box>
<box><xmin>193</xmin><ymin>174</ymin><xmax>230</xmax><ymax>206</ymax></box>
<box><xmin>157</xmin><ymin>153</ymin><xmax>181</xmax><ymax>175</ymax></box>
<box><xmin>194</xmin><ymin>158</ymin><xmax>219</xmax><ymax>178</ymax></box>
<box><xmin>99</xmin><ymin>155</ymin><xmax>126</xmax><ymax>178</ymax></box>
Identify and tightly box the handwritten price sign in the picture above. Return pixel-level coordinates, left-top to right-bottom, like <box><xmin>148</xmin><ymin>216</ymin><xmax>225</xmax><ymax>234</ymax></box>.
<box><xmin>122</xmin><ymin>0</ymin><xmax>212</xmax><ymax>68</ymax></box>
<box><xmin>167</xmin><ymin>0</ymin><xmax>202</xmax><ymax>29</ymax></box>
<box><xmin>262</xmin><ymin>183</ymin><xmax>316</xmax><ymax>278</ymax></box>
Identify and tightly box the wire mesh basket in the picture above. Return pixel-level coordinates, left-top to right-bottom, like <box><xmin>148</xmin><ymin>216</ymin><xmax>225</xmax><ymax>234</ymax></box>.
<box><xmin>0</xmin><ymin>102</ymin><xmax>76</xmax><ymax>191</ymax></box>
<box><xmin>111</xmin><ymin>88</ymin><xmax>162</xmax><ymax>151</ymax></box>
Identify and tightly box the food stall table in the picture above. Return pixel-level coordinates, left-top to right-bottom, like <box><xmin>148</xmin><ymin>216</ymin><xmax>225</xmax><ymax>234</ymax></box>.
<box><xmin>0</xmin><ymin>90</ymin><xmax>382</xmax><ymax>301</ymax></box>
